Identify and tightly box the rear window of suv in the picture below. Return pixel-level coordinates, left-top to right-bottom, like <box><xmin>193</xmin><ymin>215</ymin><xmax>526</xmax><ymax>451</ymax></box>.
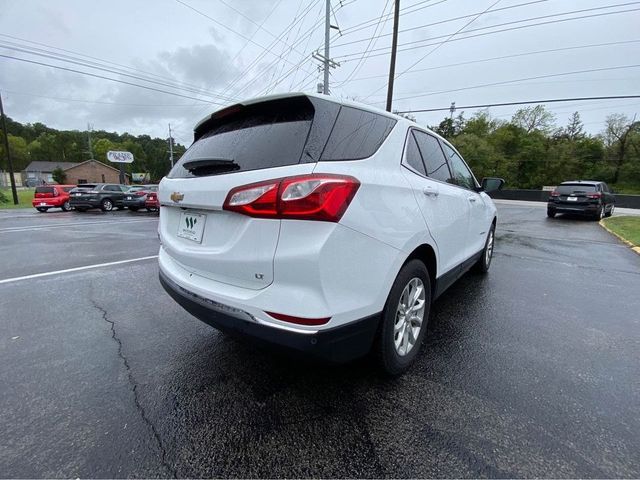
<box><xmin>168</xmin><ymin>97</ymin><xmax>314</xmax><ymax>178</ymax></box>
<box><xmin>558</xmin><ymin>184</ymin><xmax>597</xmax><ymax>193</ymax></box>
<box><xmin>35</xmin><ymin>187</ymin><xmax>54</xmax><ymax>194</ymax></box>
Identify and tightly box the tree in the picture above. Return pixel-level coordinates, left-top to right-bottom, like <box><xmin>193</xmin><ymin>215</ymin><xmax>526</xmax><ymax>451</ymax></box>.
<box><xmin>512</xmin><ymin>105</ymin><xmax>556</xmax><ymax>134</ymax></box>
<box><xmin>564</xmin><ymin>112</ymin><xmax>585</xmax><ymax>140</ymax></box>
<box><xmin>52</xmin><ymin>167</ymin><xmax>67</xmax><ymax>184</ymax></box>
<box><xmin>602</xmin><ymin>114</ymin><xmax>640</xmax><ymax>184</ymax></box>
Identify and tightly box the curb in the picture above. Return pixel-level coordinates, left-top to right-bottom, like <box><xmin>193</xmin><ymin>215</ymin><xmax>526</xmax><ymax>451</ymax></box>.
<box><xmin>599</xmin><ymin>219</ymin><xmax>640</xmax><ymax>256</ymax></box>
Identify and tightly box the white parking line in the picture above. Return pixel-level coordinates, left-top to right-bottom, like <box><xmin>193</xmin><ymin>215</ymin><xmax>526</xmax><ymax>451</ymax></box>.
<box><xmin>0</xmin><ymin>218</ymin><xmax>157</xmax><ymax>233</ymax></box>
<box><xmin>0</xmin><ymin>255</ymin><xmax>159</xmax><ymax>285</ymax></box>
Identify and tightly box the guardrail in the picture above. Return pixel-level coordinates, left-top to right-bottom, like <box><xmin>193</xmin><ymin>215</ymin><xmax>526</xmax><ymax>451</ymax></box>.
<box><xmin>487</xmin><ymin>189</ymin><xmax>640</xmax><ymax>209</ymax></box>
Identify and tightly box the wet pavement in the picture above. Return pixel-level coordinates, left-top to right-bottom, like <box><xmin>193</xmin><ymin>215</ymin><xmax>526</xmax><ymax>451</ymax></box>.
<box><xmin>1</xmin><ymin>205</ymin><xmax>639</xmax><ymax>478</ymax></box>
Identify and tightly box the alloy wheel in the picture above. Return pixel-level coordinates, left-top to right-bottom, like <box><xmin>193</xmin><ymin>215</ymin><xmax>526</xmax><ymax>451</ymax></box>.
<box><xmin>394</xmin><ymin>277</ymin><xmax>426</xmax><ymax>357</ymax></box>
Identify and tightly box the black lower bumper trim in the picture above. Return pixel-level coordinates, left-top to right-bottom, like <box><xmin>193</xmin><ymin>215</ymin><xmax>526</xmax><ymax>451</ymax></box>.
<box><xmin>159</xmin><ymin>269</ymin><xmax>380</xmax><ymax>363</ymax></box>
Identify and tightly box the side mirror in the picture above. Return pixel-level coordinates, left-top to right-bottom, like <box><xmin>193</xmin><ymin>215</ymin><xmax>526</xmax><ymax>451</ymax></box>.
<box><xmin>480</xmin><ymin>177</ymin><xmax>505</xmax><ymax>193</ymax></box>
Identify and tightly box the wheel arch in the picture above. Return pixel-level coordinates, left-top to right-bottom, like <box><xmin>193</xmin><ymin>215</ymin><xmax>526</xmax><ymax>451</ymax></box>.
<box><xmin>402</xmin><ymin>243</ymin><xmax>437</xmax><ymax>298</ymax></box>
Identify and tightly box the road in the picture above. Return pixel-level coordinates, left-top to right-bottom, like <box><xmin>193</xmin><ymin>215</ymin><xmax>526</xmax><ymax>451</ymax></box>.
<box><xmin>1</xmin><ymin>205</ymin><xmax>639</xmax><ymax>478</ymax></box>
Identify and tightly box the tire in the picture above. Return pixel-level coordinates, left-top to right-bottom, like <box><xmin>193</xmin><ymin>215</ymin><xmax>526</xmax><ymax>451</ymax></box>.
<box><xmin>473</xmin><ymin>224</ymin><xmax>495</xmax><ymax>274</ymax></box>
<box><xmin>129</xmin><ymin>206</ymin><xmax>139</xmax><ymax>212</ymax></box>
<box><xmin>547</xmin><ymin>209</ymin><xmax>556</xmax><ymax>218</ymax></box>
<box><xmin>605</xmin><ymin>204</ymin><xmax>614</xmax><ymax>218</ymax></box>
<box><xmin>36</xmin><ymin>207</ymin><xmax>48</xmax><ymax>213</ymax></box>
<box><xmin>61</xmin><ymin>201</ymin><xmax>71</xmax><ymax>212</ymax></box>
<box><xmin>595</xmin><ymin>204</ymin><xmax>605</xmax><ymax>221</ymax></box>
<box><xmin>101</xmin><ymin>199</ymin><xmax>114</xmax><ymax>212</ymax></box>
<box><xmin>375</xmin><ymin>259</ymin><xmax>431</xmax><ymax>376</ymax></box>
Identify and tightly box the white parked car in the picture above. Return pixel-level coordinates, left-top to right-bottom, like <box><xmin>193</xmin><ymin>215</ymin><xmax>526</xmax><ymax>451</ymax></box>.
<box><xmin>158</xmin><ymin>93</ymin><xmax>503</xmax><ymax>375</ymax></box>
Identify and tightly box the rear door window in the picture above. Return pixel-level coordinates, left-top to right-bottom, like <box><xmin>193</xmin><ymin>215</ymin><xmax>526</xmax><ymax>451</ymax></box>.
<box><xmin>413</xmin><ymin>130</ymin><xmax>452</xmax><ymax>183</ymax></box>
<box><xmin>403</xmin><ymin>132</ymin><xmax>427</xmax><ymax>176</ymax></box>
<box><xmin>169</xmin><ymin>97</ymin><xmax>314</xmax><ymax>178</ymax></box>
<box><xmin>321</xmin><ymin>107</ymin><xmax>396</xmax><ymax>161</ymax></box>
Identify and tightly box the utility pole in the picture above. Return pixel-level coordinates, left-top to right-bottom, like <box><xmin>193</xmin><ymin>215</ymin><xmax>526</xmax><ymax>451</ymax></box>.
<box><xmin>386</xmin><ymin>0</ymin><xmax>400</xmax><ymax>112</ymax></box>
<box><xmin>86</xmin><ymin>123</ymin><xmax>94</xmax><ymax>159</ymax></box>
<box><xmin>168</xmin><ymin>123</ymin><xmax>174</xmax><ymax>168</ymax></box>
<box><xmin>312</xmin><ymin>0</ymin><xmax>340</xmax><ymax>94</ymax></box>
<box><xmin>0</xmin><ymin>91</ymin><xmax>19</xmax><ymax>205</ymax></box>
<box><xmin>449</xmin><ymin>102</ymin><xmax>456</xmax><ymax>119</ymax></box>
<box><xmin>323</xmin><ymin>0</ymin><xmax>330</xmax><ymax>94</ymax></box>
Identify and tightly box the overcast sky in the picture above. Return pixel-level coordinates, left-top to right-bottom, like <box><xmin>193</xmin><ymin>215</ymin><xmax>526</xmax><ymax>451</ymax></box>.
<box><xmin>0</xmin><ymin>0</ymin><xmax>638</xmax><ymax>147</ymax></box>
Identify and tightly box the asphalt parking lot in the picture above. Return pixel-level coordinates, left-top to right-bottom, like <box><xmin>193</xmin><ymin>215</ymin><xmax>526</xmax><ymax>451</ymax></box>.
<box><xmin>1</xmin><ymin>203</ymin><xmax>639</xmax><ymax>478</ymax></box>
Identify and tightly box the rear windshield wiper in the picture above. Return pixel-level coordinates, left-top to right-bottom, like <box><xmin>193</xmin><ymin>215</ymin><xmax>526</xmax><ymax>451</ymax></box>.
<box><xmin>183</xmin><ymin>158</ymin><xmax>240</xmax><ymax>176</ymax></box>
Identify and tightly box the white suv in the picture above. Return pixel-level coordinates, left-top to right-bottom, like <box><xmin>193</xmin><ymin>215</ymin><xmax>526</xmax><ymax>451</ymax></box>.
<box><xmin>158</xmin><ymin>93</ymin><xmax>503</xmax><ymax>375</ymax></box>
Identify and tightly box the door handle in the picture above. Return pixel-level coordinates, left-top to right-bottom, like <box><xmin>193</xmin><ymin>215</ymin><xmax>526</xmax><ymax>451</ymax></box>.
<box><xmin>467</xmin><ymin>196</ymin><xmax>477</xmax><ymax>202</ymax></box>
<box><xmin>423</xmin><ymin>186</ymin><xmax>439</xmax><ymax>197</ymax></box>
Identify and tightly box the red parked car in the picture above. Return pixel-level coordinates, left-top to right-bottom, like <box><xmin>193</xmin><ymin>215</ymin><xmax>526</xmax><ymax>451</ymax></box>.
<box><xmin>32</xmin><ymin>185</ymin><xmax>76</xmax><ymax>212</ymax></box>
<box><xmin>145</xmin><ymin>191</ymin><xmax>159</xmax><ymax>212</ymax></box>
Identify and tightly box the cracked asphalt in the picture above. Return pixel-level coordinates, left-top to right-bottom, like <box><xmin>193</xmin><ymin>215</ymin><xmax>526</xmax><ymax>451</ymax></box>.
<box><xmin>0</xmin><ymin>204</ymin><xmax>639</xmax><ymax>478</ymax></box>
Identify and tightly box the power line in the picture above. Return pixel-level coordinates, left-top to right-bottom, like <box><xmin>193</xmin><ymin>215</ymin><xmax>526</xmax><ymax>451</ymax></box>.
<box><xmin>394</xmin><ymin>95</ymin><xmax>640</xmax><ymax>114</ymax></box>
<box><xmin>334</xmin><ymin>0</ymin><xmax>548</xmax><ymax>48</ymax></box>
<box><xmin>0</xmin><ymin>41</ymin><xmax>239</xmax><ymax>103</ymax></box>
<box><xmin>0</xmin><ymin>54</ymin><xmax>222</xmax><ymax>105</ymax></box>
<box><xmin>1</xmin><ymin>89</ymin><xmax>208</xmax><ymax>106</ymax></box>
<box><xmin>391</xmin><ymin>64</ymin><xmax>640</xmax><ymax>102</ymax></box>
<box><xmin>221</xmin><ymin>0</ymin><xmax>321</xmax><ymax>97</ymax></box>
<box><xmin>343</xmin><ymin>40</ymin><xmax>640</xmax><ymax>82</ymax></box>
<box><xmin>174</xmin><ymin>0</ymin><xmax>316</xmax><ymax>74</ymax></box>
<box><xmin>365</xmin><ymin>0</ymin><xmax>503</xmax><ymax>101</ymax></box>
<box><xmin>335</xmin><ymin>3</ymin><xmax>640</xmax><ymax>61</ymax></box>
<box><xmin>333</xmin><ymin>0</ymin><xmax>393</xmax><ymax>88</ymax></box>
<box><xmin>0</xmin><ymin>33</ymin><xmax>235</xmax><ymax>102</ymax></box>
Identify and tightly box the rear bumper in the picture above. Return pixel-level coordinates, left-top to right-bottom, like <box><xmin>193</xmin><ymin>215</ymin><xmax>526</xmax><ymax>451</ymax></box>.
<box><xmin>122</xmin><ymin>198</ymin><xmax>146</xmax><ymax>207</ymax></box>
<box><xmin>32</xmin><ymin>199</ymin><xmax>65</xmax><ymax>208</ymax></box>
<box><xmin>159</xmin><ymin>268</ymin><xmax>380</xmax><ymax>363</ymax></box>
<box><xmin>548</xmin><ymin>202</ymin><xmax>600</xmax><ymax>215</ymax></box>
<box><xmin>70</xmin><ymin>199</ymin><xmax>101</xmax><ymax>208</ymax></box>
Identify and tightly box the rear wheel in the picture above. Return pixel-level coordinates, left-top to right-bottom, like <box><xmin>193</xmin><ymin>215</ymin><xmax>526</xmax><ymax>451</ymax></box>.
<box><xmin>375</xmin><ymin>259</ymin><xmax>431</xmax><ymax>376</ymax></box>
<box><xmin>596</xmin><ymin>204</ymin><xmax>605</xmax><ymax>221</ymax></box>
<box><xmin>36</xmin><ymin>207</ymin><xmax>48</xmax><ymax>213</ymax></box>
<box><xmin>605</xmin><ymin>204</ymin><xmax>614</xmax><ymax>217</ymax></box>
<box><xmin>547</xmin><ymin>209</ymin><xmax>556</xmax><ymax>218</ymax></box>
<box><xmin>101</xmin><ymin>199</ymin><xmax>113</xmax><ymax>212</ymax></box>
<box><xmin>61</xmin><ymin>201</ymin><xmax>71</xmax><ymax>212</ymax></box>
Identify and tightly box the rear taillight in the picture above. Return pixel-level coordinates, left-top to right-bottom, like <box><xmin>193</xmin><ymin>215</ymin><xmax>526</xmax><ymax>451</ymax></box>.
<box><xmin>223</xmin><ymin>174</ymin><xmax>360</xmax><ymax>222</ymax></box>
<box><xmin>587</xmin><ymin>193</ymin><xmax>602</xmax><ymax>199</ymax></box>
<box><xmin>550</xmin><ymin>190</ymin><xmax>560</xmax><ymax>197</ymax></box>
<box><xmin>265</xmin><ymin>311</ymin><xmax>330</xmax><ymax>326</ymax></box>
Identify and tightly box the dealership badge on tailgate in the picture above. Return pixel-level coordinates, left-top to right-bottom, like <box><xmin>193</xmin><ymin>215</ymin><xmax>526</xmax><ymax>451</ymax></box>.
<box><xmin>177</xmin><ymin>212</ymin><xmax>206</xmax><ymax>243</ymax></box>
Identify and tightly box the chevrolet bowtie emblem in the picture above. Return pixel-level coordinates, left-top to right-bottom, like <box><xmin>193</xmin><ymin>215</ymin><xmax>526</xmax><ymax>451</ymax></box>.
<box><xmin>170</xmin><ymin>192</ymin><xmax>184</xmax><ymax>202</ymax></box>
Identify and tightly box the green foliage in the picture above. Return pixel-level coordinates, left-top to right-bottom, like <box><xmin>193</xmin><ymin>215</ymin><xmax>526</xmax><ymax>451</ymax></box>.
<box><xmin>52</xmin><ymin>167</ymin><xmax>67</xmax><ymax>184</ymax></box>
<box><xmin>1</xmin><ymin>117</ymin><xmax>186</xmax><ymax>182</ymax></box>
<box><xmin>429</xmin><ymin>107</ymin><xmax>640</xmax><ymax>191</ymax></box>
<box><xmin>0</xmin><ymin>190</ymin><xmax>8</xmax><ymax>204</ymax></box>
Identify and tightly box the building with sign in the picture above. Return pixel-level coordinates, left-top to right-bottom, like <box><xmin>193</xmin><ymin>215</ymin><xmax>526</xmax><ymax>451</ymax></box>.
<box><xmin>63</xmin><ymin>160</ymin><xmax>130</xmax><ymax>185</ymax></box>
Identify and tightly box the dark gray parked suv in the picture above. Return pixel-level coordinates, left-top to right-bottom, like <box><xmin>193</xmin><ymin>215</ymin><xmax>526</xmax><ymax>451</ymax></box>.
<box><xmin>547</xmin><ymin>180</ymin><xmax>615</xmax><ymax>220</ymax></box>
<box><xmin>69</xmin><ymin>183</ymin><xmax>128</xmax><ymax>212</ymax></box>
